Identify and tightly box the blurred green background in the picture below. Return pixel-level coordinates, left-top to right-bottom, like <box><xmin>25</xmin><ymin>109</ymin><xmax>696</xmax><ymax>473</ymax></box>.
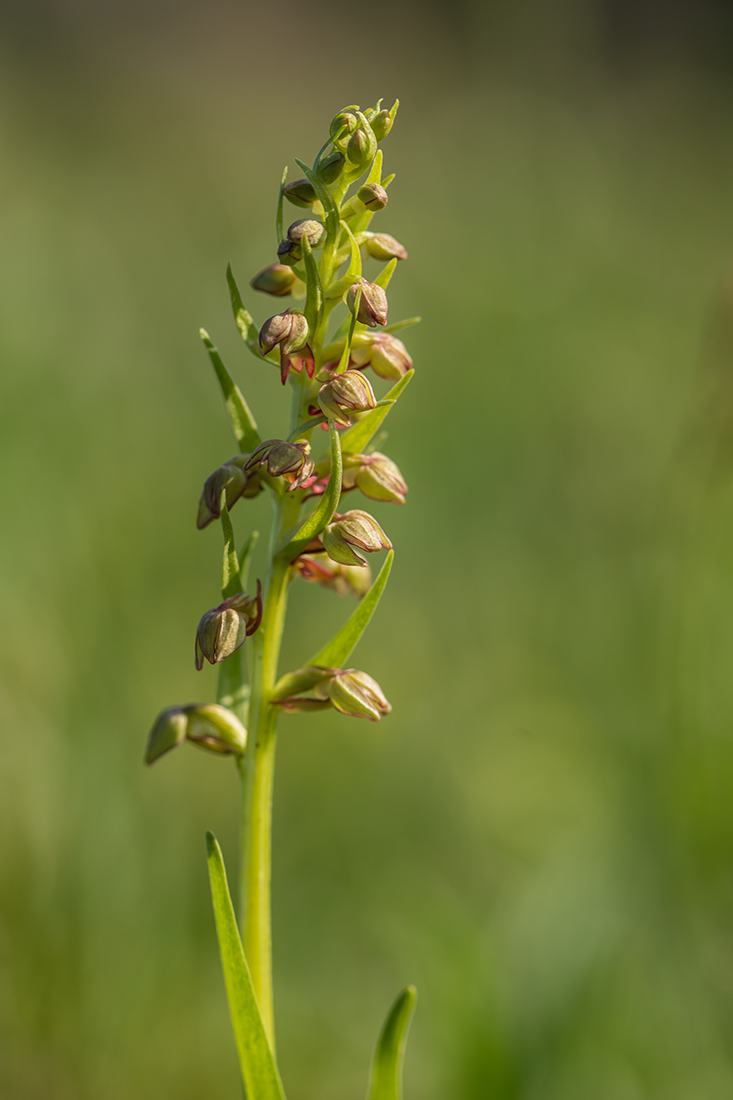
<box><xmin>4</xmin><ymin>1</ymin><xmax>733</xmax><ymax>1097</ymax></box>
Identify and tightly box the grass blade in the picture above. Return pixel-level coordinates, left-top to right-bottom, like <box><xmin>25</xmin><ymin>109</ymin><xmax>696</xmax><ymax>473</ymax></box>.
<box><xmin>366</xmin><ymin>986</ymin><xmax>417</xmax><ymax>1100</ymax></box>
<box><xmin>200</xmin><ymin>328</ymin><xmax>261</xmax><ymax>453</ymax></box>
<box><xmin>308</xmin><ymin>550</ymin><xmax>393</xmax><ymax>668</ymax></box>
<box><xmin>340</xmin><ymin>371</ymin><xmax>414</xmax><ymax>454</ymax></box>
<box><xmin>206</xmin><ymin>833</ymin><xmax>287</xmax><ymax>1100</ymax></box>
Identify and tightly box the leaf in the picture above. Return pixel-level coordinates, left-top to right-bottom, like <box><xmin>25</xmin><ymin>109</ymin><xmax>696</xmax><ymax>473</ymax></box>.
<box><xmin>206</xmin><ymin>834</ymin><xmax>287</xmax><ymax>1100</ymax></box>
<box><xmin>375</xmin><ymin>258</ymin><xmax>398</xmax><ymax>290</ymax></box>
<box><xmin>276</xmin><ymin>166</ymin><xmax>287</xmax><ymax>245</ymax></box>
<box><xmin>200</xmin><ymin>329</ymin><xmax>261</xmax><ymax>453</ymax></box>
<box><xmin>366</xmin><ymin>149</ymin><xmax>383</xmax><ymax>187</ymax></box>
<box><xmin>341</xmin><ymin>219</ymin><xmax>363</xmax><ymax>281</ymax></box>
<box><xmin>307</xmin><ymin>550</ymin><xmax>393</xmax><ymax>669</ymax></box>
<box><xmin>383</xmin><ymin>317</ymin><xmax>421</xmax><ymax>335</ymax></box>
<box><xmin>294</xmin><ymin>158</ymin><xmax>340</xmax><ymax>242</ymax></box>
<box><xmin>220</xmin><ymin>496</ymin><xmax>241</xmax><ymax>598</ymax></box>
<box><xmin>225</xmin><ymin>265</ymin><xmax>269</xmax><ymax>363</ymax></box>
<box><xmin>336</xmin><ymin>295</ymin><xmax>360</xmax><ymax>375</ymax></box>
<box><xmin>366</xmin><ymin>986</ymin><xmax>417</xmax><ymax>1100</ymax></box>
<box><xmin>301</xmin><ymin>233</ymin><xmax>324</xmax><ymax>336</ymax></box>
<box><xmin>340</xmin><ymin>371</ymin><xmax>414</xmax><ymax>454</ymax></box>
<box><xmin>280</xmin><ymin>421</ymin><xmax>342</xmax><ymax>561</ymax></box>
<box><xmin>239</xmin><ymin>529</ymin><xmax>259</xmax><ymax>591</ymax></box>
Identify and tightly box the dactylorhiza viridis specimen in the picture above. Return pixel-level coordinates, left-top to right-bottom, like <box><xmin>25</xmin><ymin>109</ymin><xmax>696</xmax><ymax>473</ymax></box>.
<box><xmin>144</xmin><ymin>101</ymin><xmax>418</xmax><ymax>1100</ymax></box>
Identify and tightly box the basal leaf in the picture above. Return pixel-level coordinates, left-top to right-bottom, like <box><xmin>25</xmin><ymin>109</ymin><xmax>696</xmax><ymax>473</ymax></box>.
<box><xmin>200</xmin><ymin>329</ymin><xmax>261</xmax><ymax>453</ymax></box>
<box><xmin>340</xmin><ymin>371</ymin><xmax>413</xmax><ymax>454</ymax></box>
<box><xmin>220</xmin><ymin>496</ymin><xmax>241</xmax><ymax>598</ymax></box>
<box><xmin>307</xmin><ymin>550</ymin><xmax>393</xmax><ymax>669</ymax></box>
<box><xmin>281</xmin><ymin>421</ymin><xmax>342</xmax><ymax>561</ymax></box>
<box><xmin>366</xmin><ymin>986</ymin><xmax>417</xmax><ymax>1100</ymax></box>
<box><xmin>206</xmin><ymin>834</ymin><xmax>287</xmax><ymax>1100</ymax></box>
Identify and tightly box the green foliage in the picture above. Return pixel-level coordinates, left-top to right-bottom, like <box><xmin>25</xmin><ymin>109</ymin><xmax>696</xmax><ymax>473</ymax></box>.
<box><xmin>367</xmin><ymin>987</ymin><xmax>417</xmax><ymax>1100</ymax></box>
<box><xmin>308</xmin><ymin>550</ymin><xmax>393</xmax><ymax>668</ymax></box>
<box><xmin>199</xmin><ymin>328</ymin><xmax>261</xmax><ymax>452</ymax></box>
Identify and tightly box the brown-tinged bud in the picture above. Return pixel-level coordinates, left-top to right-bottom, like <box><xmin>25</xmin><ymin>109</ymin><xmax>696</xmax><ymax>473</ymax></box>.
<box><xmin>194</xmin><ymin>583</ymin><xmax>263</xmax><ymax>670</ymax></box>
<box><xmin>196</xmin><ymin>455</ymin><xmax>263</xmax><ymax>530</ymax></box>
<box><xmin>357</xmin><ymin>183</ymin><xmax>388</xmax><ymax>211</ymax></box>
<box><xmin>327</xmin><ymin>669</ymin><xmax>392</xmax><ymax>721</ymax></box>
<box><xmin>245</xmin><ymin>439</ymin><xmax>315</xmax><ymax>491</ymax></box>
<box><xmin>283</xmin><ymin>179</ymin><xmax>317</xmax><ymax>208</ymax></box>
<box><xmin>346</xmin><ymin>279</ymin><xmax>388</xmax><ymax>328</ymax></box>
<box><xmin>323</xmin><ymin>509</ymin><xmax>391</xmax><ymax>567</ymax></box>
<box><xmin>343</xmin><ymin>452</ymin><xmax>407</xmax><ymax>504</ymax></box>
<box><xmin>365</xmin><ymin>233</ymin><xmax>408</xmax><ymax>262</ymax></box>
<box><xmin>250</xmin><ymin>263</ymin><xmax>302</xmax><ymax>298</ymax></box>
<box><xmin>287</xmin><ymin>219</ymin><xmax>325</xmax><ymax>248</ymax></box>
<box><xmin>317</xmin><ymin>369</ymin><xmax>376</xmax><ymax>427</ymax></box>
<box><xmin>317</xmin><ymin>151</ymin><xmax>345</xmax><ymax>184</ymax></box>
<box><xmin>349</xmin><ymin>332</ymin><xmax>412</xmax><ymax>380</ymax></box>
<box><xmin>145</xmin><ymin>703</ymin><xmax>246</xmax><ymax>763</ymax></box>
<box><xmin>259</xmin><ymin>310</ymin><xmax>313</xmax><ymax>383</ymax></box>
<box><xmin>293</xmin><ymin>551</ymin><xmax>372</xmax><ymax>598</ymax></box>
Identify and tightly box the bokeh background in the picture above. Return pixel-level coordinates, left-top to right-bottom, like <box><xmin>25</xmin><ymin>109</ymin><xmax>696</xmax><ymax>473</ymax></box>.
<box><xmin>4</xmin><ymin>1</ymin><xmax>733</xmax><ymax>1096</ymax></box>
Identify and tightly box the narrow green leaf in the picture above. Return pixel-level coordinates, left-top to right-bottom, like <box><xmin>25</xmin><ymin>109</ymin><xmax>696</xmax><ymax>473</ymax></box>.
<box><xmin>301</xmin><ymin>233</ymin><xmax>324</xmax><ymax>335</ymax></box>
<box><xmin>239</xmin><ymin>529</ymin><xmax>259</xmax><ymax>591</ymax></box>
<box><xmin>221</xmin><ymin>496</ymin><xmax>241</xmax><ymax>598</ymax></box>
<box><xmin>288</xmin><ymin>414</ymin><xmax>327</xmax><ymax>440</ymax></box>
<box><xmin>375</xmin><ymin>258</ymin><xmax>398</xmax><ymax>290</ymax></box>
<box><xmin>366</xmin><ymin>149</ymin><xmax>383</xmax><ymax>186</ymax></box>
<box><xmin>340</xmin><ymin>371</ymin><xmax>414</xmax><ymax>454</ymax></box>
<box><xmin>276</xmin><ymin>166</ymin><xmax>287</xmax><ymax>245</ymax></box>
<box><xmin>225</xmin><ymin>265</ymin><xmax>268</xmax><ymax>363</ymax></box>
<box><xmin>281</xmin><ymin>421</ymin><xmax>342</xmax><ymax>561</ymax></box>
<box><xmin>294</xmin><ymin>158</ymin><xmax>340</xmax><ymax>242</ymax></box>
<box><xmin>307</xmin><ymin>550</ymin><xmax>393</xmax><ymax>669</ymax></box>
<box><xmin>366</xmin><ymin>986</ymin><xmax>417</xmax><ymax>1100</ymax></box>
<box><xmin>383</xmin><ymin>317</ymin><xmax>421</xmax><ymax>335</ymax></box>
<box><xmin>206</xmin><ymin>834</ymin><xmax>287</xmax><ymax>1100</ymax></box>
<box><xmin>336</xmin><ymin>293</ymin><xmax>360</xmax><ymax>375</ymax></box>
<box><xmin>200</xmin><ymin>329</ymin><xmax>261</xmax><ymax>453</ymax></box>
<box><xmin>341</xmin><ymin>219</ymin><xmax>363</xmax><ymax>280</ymax></box>
<box><xmin>217</xmin><ymin>652</ymin><xmax>250</xmax><ymax>721</ymax></box>
<box><xmin>382</xmin><ymin>173</ymin><xmax>396</xmax><ymax>188</ymax></box>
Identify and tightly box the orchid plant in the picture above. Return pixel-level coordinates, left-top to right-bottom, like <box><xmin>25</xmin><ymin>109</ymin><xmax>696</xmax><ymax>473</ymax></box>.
<box><xmin>145</xmin><ymin>100</ymin><xmax>418</xmax><ymax>1100</ymax></box>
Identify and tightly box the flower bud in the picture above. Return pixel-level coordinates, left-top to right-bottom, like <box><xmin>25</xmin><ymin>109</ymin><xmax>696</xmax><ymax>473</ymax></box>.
<box><xmin>346</xmin><ymin>279</ymin><xmax>388</xmax><ymax>328</ymax></box>
<box><xmin>350</xmin><ymin>332</ymin><xmax>412</xmax><ymax>380</ymax></box>
<box><xmin>323</xmin><ymin>509</ymin><xmax>391</xmax><ymax>567</ymax></box>
<box><xmin>259</xmin><ymin>309</ymin><xmax>314</xmax><ymax>383</ymax></box>
<box><xmin>317</xmin><ymin>151</ymin><xmax>345</xmax><ymax>184</ymax></box>
<box><xmin>327</xmin><ymin>669</ymin><xmax>391</xmax><ymax>721</ymax></box>
<box><xmin>330</xmin><ymin>109</ymin><xmax>359</xmax><ymax>139</ymax></box>
<box><xmin>196</xmin><ymin>455</ymin><xmax>263</xmax><ymax>530</ymax></box>
<box><xmin>250</xmin><ymin>263</ymin><xmax>303</xmax><ymax>297</ymax></box>
<box><xmin>357</xmin><ymin>183</ymin><xmax>388</xmax><ymax>211</ymax></box>
<box><xmin>195</xmin><ymin>584</ymin><xmax>263</xmax><ymax>671</ymax></box>
<box><xmin>293</xmin><ymin>551</ymin><xmax>372</xmax><ymax>598</ymax></box>
<box><xmin>245</xmin><ymin>439</ymin><xmax>315</xmax><ymax>491</ymax></box>
<box><xmin>365</xmin><ymin>233</ymin><xmax>408</xmax><ymax>262</ymax></box>
<box><xmin>343</xmin><ymin>451</ymin><xmax>407</xmax><ymax>504</ymax></box>
<box><xmin>317</xmin><ymin>369</ymin><xmax>376</xmax><ymax>427</ymax></box>
<box><xmin>283</xmin><ymin>179</ymin><xmax>317</xmax><ymax>208</ymax></box>
<box><xmin>347</xmin><ymin>129</ymin><xmax>370</xmax><ymax>170</ymax></box>
<box><xmin>370</xmin><ymin>109</ymin><xmax>394</xmax><ymax>142</ymax></box>
<box><xmin>145</xmin><ymin>703</ymin><xmax>246</xmax><ymax>763</ymax></box>
<box><xmin>287</xmin><ymin>219</ymin><xmax>325</xmax><ymax>248</ymax></box>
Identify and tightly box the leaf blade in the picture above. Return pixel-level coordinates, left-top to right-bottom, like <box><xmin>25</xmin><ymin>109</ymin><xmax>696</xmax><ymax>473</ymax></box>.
<box><xmin>340</xmin><ymin>371</ymin><xmax>414</xmax><ymax>454</ymax></box>
<box><xmin>307</xmin><ymin>550</ymin><xmax>393</xmax><ymax>669</ymax></box>
<box><xmin>293</xmin><ymin>158</ymin><xmax>340</xmax><ymax>241</ymax></box>
<box><xmin>206</xmin><ymin>833</ymin><xmax>287</xmax><ymax>1100</ymax></box>
<box><xmin>225</xmin><ymin>265</ymin><xmax>269</xmax><ymax>363</ymax></box>
<box><xmin>366</xmin><ymin>986</ymin><xmax>417</xmax><ymax>1100</ymax></box>
<box><xmin>280</xmin><ymin>421</ymin><xmax>342</xmax><ymax>561</ymax></box>
<box><xmin>221</xmin><ymin>496</ymin><xmax>241</xmax><ymax>598</ymax></box>
<box><xmin>200</xmin><ymin>328</ymin><xmax>261</xmax><ymax>453</ymax></box>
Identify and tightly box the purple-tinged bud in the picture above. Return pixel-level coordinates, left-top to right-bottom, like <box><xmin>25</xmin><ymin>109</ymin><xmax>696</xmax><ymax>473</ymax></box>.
<box><xmin>293</xmin><ymin>552</ymin><xmax>372</xmax><ymax>598</ymax></box>
<box><xmin>350</xmin><ymin>332</ymin><xmax>412</xmax><ymax>380</ymax></box>
<box><xmin>357</xmin><ymin>183</ymin><xmax>388</xmax><ymax>211</ymax></box>
<box><xmin>283</xmin><ymin>179</ymin><xmax>317</xmax><ymax>208</ymax></box>
<box><xmin>197</xmin><ymin>455</ymin><xmax>262</xmax><ymax>530</ymax></box>
<box><xmin>194</xmin><ymin>583</ymin><xmax>263</xmax><ymax>671</ymax></box>
<box><xmin>317</xmin><ymin>151</ymin><xmax>345</xmax><ymax>184</ymax></box>
<box><xmin>259</xmin><ymin>309</ymin><xmax>314</xmax><ymax>383</ymax></box>
<box><xmin>323</xmin><ymin>509</ymin><xmax>391</xmax><ymax>567</ymax></box>
<box><xmin>343</xmin><ymin>452</ymin><xmax>407</xmax><ymax>504</ymax></box>
<box><xmin>245</xmin><ymin>439</ymin><xmax>316</xmax><ymax>491</ymax></box>
<box><xmin>317</xmin><ymin>369</ymin><xmax>376</xmax><ymax>427</ymax></box>
<box><xmin>145</xmin><ymin>703</ymin><xmax>246</xmax><ymax>763</ymax></box>
<box><xmin>346</xmin><ymin>279</ymin><xmax>388</xmax><ymax>328</ymax></box>
<box><xmin>327</xmin><ymin>669</ymin><xmax>392</xmax><ymax>721</ymax></box>
<box><xmin>370</xmin><ymin>110</ymin><xmax>395</xmax><ymax>142</ymax></box>
<box><xmin>365</xmin><ymin>233</ymin><xmax>408</xmax><ymax>262</ymax></box>
<box><xmin>250</xmin><ymin>263</ymin><xmax>303</xmax><ymax>298</ymax></box>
